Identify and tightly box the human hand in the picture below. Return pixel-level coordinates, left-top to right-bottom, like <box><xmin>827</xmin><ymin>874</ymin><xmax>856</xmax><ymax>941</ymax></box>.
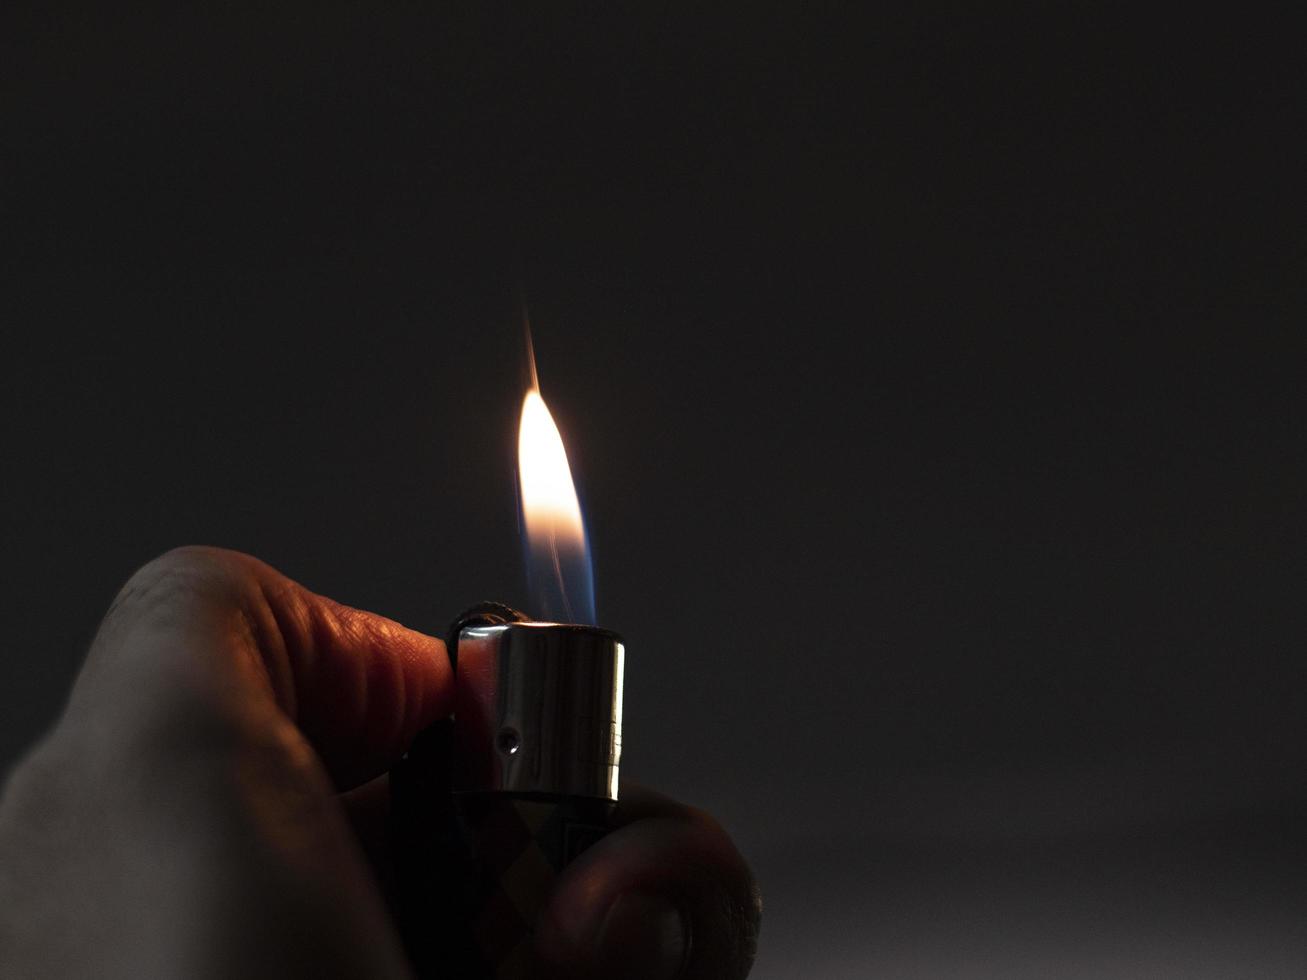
<box><xmin>0</xmin><ymin>548</ymin><xmax>759</xmax><ymax>979</ymax></box>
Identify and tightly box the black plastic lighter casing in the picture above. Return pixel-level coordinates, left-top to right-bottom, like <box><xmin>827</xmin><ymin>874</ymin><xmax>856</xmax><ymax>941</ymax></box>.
<box><xmin>390</xmin><ymin>604</ymin><xmax>624</xmax><ymax>979</ymax></box>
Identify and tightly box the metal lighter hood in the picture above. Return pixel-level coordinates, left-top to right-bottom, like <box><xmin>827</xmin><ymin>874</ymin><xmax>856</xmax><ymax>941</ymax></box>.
<box><xmin>450</xmin><ymin>622</ymin><xmax>624</xmax><ymax>801</ymax></box>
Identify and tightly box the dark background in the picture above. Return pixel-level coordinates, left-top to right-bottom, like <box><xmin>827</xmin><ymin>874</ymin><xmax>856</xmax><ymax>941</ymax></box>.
<box><xmin>3</xmin><ymin>4</ymin><xmax>1305</xmax><ymax>976</ymax></box>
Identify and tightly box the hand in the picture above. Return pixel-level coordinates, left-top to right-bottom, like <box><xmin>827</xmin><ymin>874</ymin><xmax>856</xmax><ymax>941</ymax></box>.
<box><xmin>0</xmin><ymin>547</ymin><xmax>760</xmax><ymax>979</ymax></box>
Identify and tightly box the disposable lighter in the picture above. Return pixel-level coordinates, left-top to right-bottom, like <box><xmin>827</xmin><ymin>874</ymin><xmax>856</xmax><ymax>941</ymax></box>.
<box><xmin>390</xmin><ymin>600</ymin><xmax>624</xmax><ymax>979</ymax></box>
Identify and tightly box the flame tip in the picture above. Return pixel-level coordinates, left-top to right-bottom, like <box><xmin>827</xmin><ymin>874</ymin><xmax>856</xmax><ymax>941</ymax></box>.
<box><xmin>522</xmin><ymin>305</ymin><xmax>540</xmax><ymax>392</ymax></box>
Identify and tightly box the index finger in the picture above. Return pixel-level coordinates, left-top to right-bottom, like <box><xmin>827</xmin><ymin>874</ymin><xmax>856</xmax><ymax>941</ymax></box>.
<box><xmin>71</xmin><ymin>546</ymin><xmax>452</xmax><ymax>790</ymax></box>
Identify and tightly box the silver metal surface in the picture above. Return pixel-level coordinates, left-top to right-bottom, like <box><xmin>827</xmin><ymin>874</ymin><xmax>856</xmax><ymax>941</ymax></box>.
<box><xmin>451</xmin><ymin>622</ymin><xmax>624</xmax><ymax>800</ymax></box>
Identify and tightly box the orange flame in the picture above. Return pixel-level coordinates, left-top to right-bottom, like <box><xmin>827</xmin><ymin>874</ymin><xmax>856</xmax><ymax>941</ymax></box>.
<box><xmin>516</xmin><ymin>324</ymin><xmax>594</xmax><ymax>623</ymax></box>
<box><xmin>517</xmin><ymin>387</ymin><xmax>586</xmax><ymax>545</ymax></box>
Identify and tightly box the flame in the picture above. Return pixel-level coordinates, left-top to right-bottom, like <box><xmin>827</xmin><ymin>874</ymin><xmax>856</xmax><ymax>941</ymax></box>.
<box><xmin>517</xmin><ymin>383</ymin><xmax>595</xmax><ymax>623</ymax></box>
<box><xmin>518</xmin><ymin>389</ymin><xmax>585</xmax><ymax>536</ymax></box>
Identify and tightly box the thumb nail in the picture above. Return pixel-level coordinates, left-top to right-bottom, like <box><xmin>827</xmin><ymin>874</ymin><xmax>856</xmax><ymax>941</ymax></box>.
<box><xmin>595</xmin><ymin>891</ymin><xmax>690</xmax><ymax>980</ymax></box>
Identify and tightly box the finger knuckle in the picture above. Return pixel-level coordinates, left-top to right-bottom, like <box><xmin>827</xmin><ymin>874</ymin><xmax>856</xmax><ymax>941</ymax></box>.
<box><xmin>98</xmin><ymin>546</ymin><xmax>250</xmax><ymax>642</ymax></box>
<box><xmin>136</xmin><ymin>545</ymin><xmax>235</xmax><ymax>586</ymax></box>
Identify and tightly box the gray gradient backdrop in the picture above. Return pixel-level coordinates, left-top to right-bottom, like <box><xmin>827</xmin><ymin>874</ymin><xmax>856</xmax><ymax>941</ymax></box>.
<box><xmin>3</xmin><ymin>5</ymin><xmax>1305</xmax><ymax>976</ymax></box>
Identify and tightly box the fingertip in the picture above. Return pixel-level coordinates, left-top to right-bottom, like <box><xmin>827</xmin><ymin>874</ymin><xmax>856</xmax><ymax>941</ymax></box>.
<box><xmin>295</xmin><ymin>602</ymin><xmax>452</xmax><ymax>788</ymax></box>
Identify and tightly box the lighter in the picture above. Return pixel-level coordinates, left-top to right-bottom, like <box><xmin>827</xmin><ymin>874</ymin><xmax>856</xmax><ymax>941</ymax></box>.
<box><xmin>391</xmin><ymin>327</ymin><xmax>623</xmax><ymax>978</ymax></box>
<box><xmin>390</xmin><ymin>603</ymin><xmax>623</xmax><ymax>978</ymax></box>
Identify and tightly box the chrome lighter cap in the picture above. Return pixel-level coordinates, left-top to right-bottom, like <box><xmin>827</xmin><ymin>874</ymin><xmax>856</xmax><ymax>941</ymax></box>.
<box><xmin>451</xmin><ymin>622</ymin><xmax>624</xmax><ymax>800</ymax></box>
